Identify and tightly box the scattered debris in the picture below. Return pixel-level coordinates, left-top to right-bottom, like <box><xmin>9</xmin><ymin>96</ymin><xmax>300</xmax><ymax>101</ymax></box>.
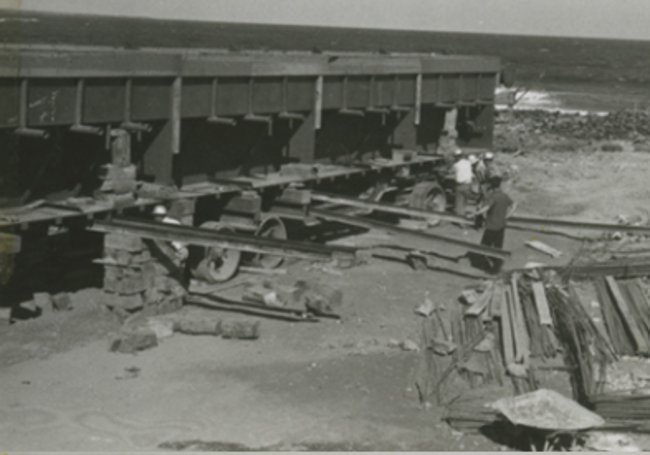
<box><xmin>525</xmin><ymin>240</ymin><xmax>563</xmax><ymax>258</ymax></box>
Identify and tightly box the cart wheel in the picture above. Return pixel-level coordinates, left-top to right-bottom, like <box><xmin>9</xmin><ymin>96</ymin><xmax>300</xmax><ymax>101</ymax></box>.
<box><xmin>408</xmin><ymin>182</ymin><xmax>447</xmax><ymax>227</ymax></box>
<box><xmin>190</xmin><ymin>221</ymin><xmax>241</xmax><ymax>283</ymax></box>
<box><xmin>251</xmin><ymin>216</ymin><xmax>287</xmax><ymax>269</ymax></box>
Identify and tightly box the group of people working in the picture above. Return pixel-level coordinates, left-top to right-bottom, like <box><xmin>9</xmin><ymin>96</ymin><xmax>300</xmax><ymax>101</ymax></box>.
<box><xmin>450</xmin><ymin>149</ymin><xmax>516</xmax><ymax>273</ymax></box>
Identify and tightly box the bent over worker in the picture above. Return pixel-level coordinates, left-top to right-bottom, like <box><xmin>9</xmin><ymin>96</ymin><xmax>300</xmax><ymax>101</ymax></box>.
<box><xmin>471</xmin><ymin>176</ymin><xmax>517</xmax><ymax>273</ymax></box>
<box><xmin>152</xmin><ymin>204</ymin><xmax>189</xmax><ymax>266</ymax></box>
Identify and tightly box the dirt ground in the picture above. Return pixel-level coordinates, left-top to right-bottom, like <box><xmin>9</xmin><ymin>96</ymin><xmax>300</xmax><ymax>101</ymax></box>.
<box><xmin>2</xmin><ymin>120</ymin><xmax>650</xmax><ymax>451</ymax></box>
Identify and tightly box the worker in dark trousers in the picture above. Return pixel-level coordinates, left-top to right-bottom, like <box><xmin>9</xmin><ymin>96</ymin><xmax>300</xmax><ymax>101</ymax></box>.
<box><xmin>470</xmin><ymin>176</ymin><xmax>517</xmax><ymax>273</ymax></box>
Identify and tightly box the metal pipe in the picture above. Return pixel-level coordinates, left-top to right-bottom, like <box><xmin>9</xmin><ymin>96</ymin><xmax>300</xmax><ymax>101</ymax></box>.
<box><xmin>311</xmin><ymin>191</ymin><xmax>472</xmax><ymax>226</ymax></box>
<box><xmin>120</xmin><ymin>121</ymin><xmax>152</xmax><ymax>133</ymax></box>
<box><xmin>339</xmin><ymin>108</ymin><xmax>365</xmax><ymax>117</ymax></box>
<box><xmin>15</xmin><ymin>79</ymin><xmax>49</xmax><ymax>139</ymax></box>
<box><xmin>15</xmin><ymin>127</ymin><xmax>50</xmax><ymax>139</ymax></box>
<box><xmin>278</xmin><ymin>112</ymin><xmax>305</xmax><ymax>120</ymax></box>
<box><xmin>70</xmin><ymin>124</ymin><xmax>103</xmax><ymax>135</ymax></box>
<box><xmin>509</xmin><ymin>216</ymin><xmax>650</xmax><ymax>234</ymax></box>
<box><xmin>310</xmin><ymin>207</ymin><xmax>511</xmax><ymax>259</ymax></box>
<box><xmin>207</xmin><ymin>116</ymin><xmax>237</xmax><ymax>126</ymax></box>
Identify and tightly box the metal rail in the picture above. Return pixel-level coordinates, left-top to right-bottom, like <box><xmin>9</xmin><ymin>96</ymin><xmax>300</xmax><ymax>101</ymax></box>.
<box><xmin>310</xmin><ymin>191</ymin><xmax>472</xmax><ymax>226</ymax></box>
<box><xmin>310</xmin><ymin>208</ymin><xmax>511</xmax><ymax>259</ymax></box>
<box><xmin>509</xmin><ymin>215</ymin><xmax>650</xmax><ymax>234</ymax></box>
<box><xmin>90</xmin><ymin>217</ymin><xmax>357</xmax><ymax>261</ymax></box>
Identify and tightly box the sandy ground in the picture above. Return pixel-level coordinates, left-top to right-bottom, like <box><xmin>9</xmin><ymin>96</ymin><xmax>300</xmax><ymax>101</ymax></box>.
<box><xmin>1</xmin><ymin>136</ymin><xmax>650</xmax><ymax>451</ymax></box>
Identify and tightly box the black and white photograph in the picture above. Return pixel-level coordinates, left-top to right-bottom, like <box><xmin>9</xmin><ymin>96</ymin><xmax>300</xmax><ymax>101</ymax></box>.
<box><xmin>1</xmin><ymin>0</ymin><xmax>650</xmax><ymax>451</ymax></box>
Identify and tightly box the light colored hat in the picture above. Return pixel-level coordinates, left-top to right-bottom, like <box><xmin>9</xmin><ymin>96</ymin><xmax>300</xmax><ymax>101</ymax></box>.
<box><xmin>484</xmin><ymin>152</ymin><xmax>495</xmax><ymax>160</ymax></box>
<box><xmin>454</xmin><ymin>149</ymin><xmax>463</xmax><ymax>156</ymax></box>
<box><xmin>468</xmin><ymin>154</ymin><xmax>478</xmax><ymax>164</ymax></box>
<box><xmin>153</xmin><ymin>204</ymin><xmax>167</xmax><ymax>216</ymax></box>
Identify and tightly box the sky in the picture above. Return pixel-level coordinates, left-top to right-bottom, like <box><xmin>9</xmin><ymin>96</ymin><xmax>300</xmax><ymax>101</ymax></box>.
<box><xmin>3</xmin><ymin>0</ymin><xmax>650</xmax><ymax>40</ymax></box>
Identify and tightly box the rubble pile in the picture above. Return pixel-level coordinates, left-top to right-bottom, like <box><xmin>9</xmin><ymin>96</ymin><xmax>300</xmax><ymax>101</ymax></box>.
<box><xmin>495</xmin><ymin>109</ymin><xmax>650</xmax><ymax>151</ymax></box>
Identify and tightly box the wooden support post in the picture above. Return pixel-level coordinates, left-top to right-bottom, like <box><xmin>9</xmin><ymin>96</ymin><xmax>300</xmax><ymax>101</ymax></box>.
<box><xmin>414</xmin><ymin>73</ymin><xmax>422</xmax><ymax>126</ymax></box>
<box><xmin>314</xmin><ymin>75</ymin><xmax>323</xmax><ymax>130</ymax></box>
<box><xmin>171</xmin><ymin>77</ymin><xmax>182</xmax><ymax>155</ymax></box>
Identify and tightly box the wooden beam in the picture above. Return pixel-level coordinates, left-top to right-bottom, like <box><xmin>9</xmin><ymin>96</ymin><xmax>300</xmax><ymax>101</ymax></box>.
<box><xmin>605</xmin><ymin>276</ymin><xmax>649</xmax><ymax>354</ymax></box>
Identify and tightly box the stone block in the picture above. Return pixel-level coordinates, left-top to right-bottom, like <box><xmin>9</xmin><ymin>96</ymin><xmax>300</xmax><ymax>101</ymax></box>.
<box><xmin>104</xmin><ymin>233</ymin><xmax>144</xmax><ymax>252</ymax></box>
<box><xmin>174</xmin><ymin>317</ymin><xmax>222</xmax><ymax>336</ymax></box>
<box><xmin>52</xmin><ymin>292</ymin><xmax>72</xmax><ymax>311</ymax></box>
<box><xmin>33</xmin><ymin>292</ymin><xmax>54</xmax><ymax>313</ymax></box>
<box><xmin>221</xmin><ymin>320</ymin><xmax>260</xmax><ymax>340</ymax></box>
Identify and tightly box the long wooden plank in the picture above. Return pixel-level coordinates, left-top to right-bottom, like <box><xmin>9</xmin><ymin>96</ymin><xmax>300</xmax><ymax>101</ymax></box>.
<box><xmin>510</xmin><ymin>274</ymin><xmax>530</xmax><ymax>363</ymax></box>
<box><xmin>531</xmin><ymin>281</ymin><xmax>553</xmax><ymax>326</ymax></box>
<box><xmin>501</xmin><ymin>286</ymin><xmax>515</xmax><ymax>366</ymax></box>
<box><xmin>605</xmin><ymin>276</ymin><xmax>649</xmax><ymax>354</ymax></box>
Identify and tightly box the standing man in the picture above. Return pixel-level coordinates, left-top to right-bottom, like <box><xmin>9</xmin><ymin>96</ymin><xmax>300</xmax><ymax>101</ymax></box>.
<box><xmin>450</xmin><ymin>149</ymin><xmax>472</xmax><ymax>217</ymax></box>
<box><xmin>471</xmin><ymin>176</ymin><xmax>517</xmax><ymax>273</ymax></box>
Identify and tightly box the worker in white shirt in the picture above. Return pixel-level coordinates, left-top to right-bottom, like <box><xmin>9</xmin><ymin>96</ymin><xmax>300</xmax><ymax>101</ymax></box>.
<box><xmin>152</xmin><ymin>204</ymin><xmax>189</xmax><ymax>265</ymax></box>
<box><xmin>450</xmin><ymin>149</ymin><xmax>472</xmax><ymax>217</ymax></box>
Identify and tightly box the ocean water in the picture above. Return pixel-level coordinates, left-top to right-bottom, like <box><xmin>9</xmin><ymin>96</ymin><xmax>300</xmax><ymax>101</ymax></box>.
<box><xmin>1</xmin><ymin>9</ymin><xmax>649</xmax><ymax>112</ymax></box>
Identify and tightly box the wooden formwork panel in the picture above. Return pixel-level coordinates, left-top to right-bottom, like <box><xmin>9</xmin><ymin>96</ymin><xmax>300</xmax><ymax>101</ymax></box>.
<box><xmin>131</xmin><ymin>78</ymin><xmax>174</xmax><ymax>121</ymax></box>
<box><xmin>181</xmin><ymin>78</ymin><xmax>212</xmax><ymax>118</ymax></box>
<box><xmin>0</xmin><ymin>80</ymin><xmax>19</xmax><ymax>127</ymax></box>
<box><xmin>27</xmin><ymin>79</ymin><xmax>77</xmax><ymax>126</ymax></box>
<box><xmin>84</xmin><ymin>79</ymin><xmax>125</xmax><ymax>124</ymax></box>
<box><xmin>286</xmin><ymin>76</ymin><xmax>315</xmax><ymax>112</ymax></box>
<box><xmin>252</xmin><ymin>77</ymin><xmax>284</xmax><ymax>114</ymax></box>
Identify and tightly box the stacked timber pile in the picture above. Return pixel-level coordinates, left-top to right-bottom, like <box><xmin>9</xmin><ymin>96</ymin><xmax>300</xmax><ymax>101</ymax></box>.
<box><xmin>442</xmin><ymin>262</ymin><xmax>650</xmax><ymax>432</ymax></box>
<box><xmin>100</xmin><ymin>232</ymin><xmax>186</xmax><ymax>318</ymax></box>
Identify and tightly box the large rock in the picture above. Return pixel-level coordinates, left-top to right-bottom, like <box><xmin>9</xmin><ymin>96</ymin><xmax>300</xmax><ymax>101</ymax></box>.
<box><xmin>110</xmin><ymin>327</ymin><xmax>158</xmax><ymax>354</ymax></box>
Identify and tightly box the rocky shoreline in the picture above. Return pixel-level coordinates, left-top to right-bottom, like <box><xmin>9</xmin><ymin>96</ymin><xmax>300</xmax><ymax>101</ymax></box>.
<box><xmin>495</xmin><ymin>108</ymin><xmax>650</xmax><ymax>154</ymax></box>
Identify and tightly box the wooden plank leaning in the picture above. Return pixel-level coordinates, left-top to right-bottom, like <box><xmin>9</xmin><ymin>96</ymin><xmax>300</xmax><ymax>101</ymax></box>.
<box><xmin>531</xmin><ymin>281</ymin><xmax>553</xmax><ymax>326</ymax></box>
<box><xmin>605</xmin><ymin>276</ymin><xmax>649</xmax><ymax>355</ymax></box>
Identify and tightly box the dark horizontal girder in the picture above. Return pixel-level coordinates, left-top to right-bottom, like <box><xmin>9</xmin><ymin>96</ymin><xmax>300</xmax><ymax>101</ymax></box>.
<box><xmin>310</xmin><ymin>207</ymin><xmax>511</xmax><ymax>259</ymax></box>
<box><xmin>90</xmin><ymin>216</ymin><xmax>357</xmax><ymax>260</ymax></box>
